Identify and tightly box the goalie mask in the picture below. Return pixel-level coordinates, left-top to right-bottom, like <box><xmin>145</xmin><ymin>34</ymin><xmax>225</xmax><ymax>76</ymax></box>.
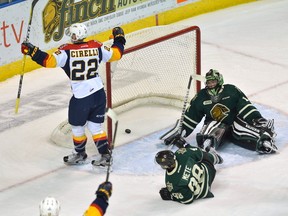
<box><xmin>39</xmin><ymin>197</ymin><xmax>61</xmax><ymax>216</ymax></box>
<box><xmin>65</xmin><ymin>23</ymin><xmax>88</xmax><ymax>43</ymax></box>
<box><xmin>155</xmin><ymin>150</ymin><xmax>176</xmax><ymax>170</ymax></box>
<box><xmin>205</xmin><ymin>69</ymin><xmax>224</xmax><ymax>95</ymax></box>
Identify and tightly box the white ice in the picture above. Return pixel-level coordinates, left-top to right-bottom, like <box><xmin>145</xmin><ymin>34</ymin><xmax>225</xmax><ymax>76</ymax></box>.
<box><xmin>1</xmin><ymin>0</ymin><xmax>288</xmax><ymax>215</ymax></box>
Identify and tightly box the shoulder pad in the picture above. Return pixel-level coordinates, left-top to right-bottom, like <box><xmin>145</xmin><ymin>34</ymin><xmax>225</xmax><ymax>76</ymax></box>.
<box><xmin>88</xmin><ymin>40</ymin><xmax>103</xmax><ymax>48</ymax></box>
<box><xmin>58</xmin><ymin>43</ymin><xmax>69</xmax><ymax>50</ymax></box>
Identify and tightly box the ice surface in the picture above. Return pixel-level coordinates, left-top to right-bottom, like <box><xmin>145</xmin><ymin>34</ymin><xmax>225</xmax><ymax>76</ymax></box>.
<box><xmin>0</xmin><ymin>0</ymin><xmax>288</xmax><ymax>215</ymax></box>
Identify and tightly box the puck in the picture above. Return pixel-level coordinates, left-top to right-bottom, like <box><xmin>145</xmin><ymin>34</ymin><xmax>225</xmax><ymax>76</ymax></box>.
<box><xmin>125</xmin><ymin>129</ymin><xmax>131</xmax><ymax>134</ymax></box>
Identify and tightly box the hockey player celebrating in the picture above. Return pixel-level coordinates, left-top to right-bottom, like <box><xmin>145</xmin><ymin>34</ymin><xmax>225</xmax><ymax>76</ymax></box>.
<box><xmin>21</xmin><ymin>23</ymin><xmax>126</xmax><ymax>166</ymax></box>
<box><xmin>155</xmin><ymin>145</ymin><xmax>223</xmax><ymax>204</ymax></box>
<box><xmin>39</xmin><ymin>181</ymin><xmax>112</xmax><ymax>216</ymax></box>
<box><xmin>163</xmin><ymin>69</ymin><xmax>277</xmax><ymax>154</ymax></box>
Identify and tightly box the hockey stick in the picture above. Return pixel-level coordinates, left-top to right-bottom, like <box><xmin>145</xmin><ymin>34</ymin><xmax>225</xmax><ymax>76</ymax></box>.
<box><xmin>105</xmin><ymin>108</ymin><xmax>118</xmax><ymax>182</ymax></box>
<box><xmin>159</xmin><ymin>75</ymin><xmax>193</xmax><ymax>140</ymax></box>
<box><xmin>178</xmin><ymin>75</ymin><xmax>193</xmax><ymax>133</ymax></box>
<box><xmin>15</xmin><ymin>0</ymin><xmax>39</xmax><ymax>114</ymax></box>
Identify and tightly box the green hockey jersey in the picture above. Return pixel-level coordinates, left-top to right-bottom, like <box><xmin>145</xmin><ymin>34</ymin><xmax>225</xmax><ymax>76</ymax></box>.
<box><xmin>165</xmin><ymin>147</ymin><xmax>216</xmax><ymax>204</ymax></box>
<box><xmin>183</xmin><ymin>84</ymin><xmax>262</xmax><ymax>136</ymax></box>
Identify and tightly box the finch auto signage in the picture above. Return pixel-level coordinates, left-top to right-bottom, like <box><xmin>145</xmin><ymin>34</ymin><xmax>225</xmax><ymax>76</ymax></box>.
<box><xmin>42</xmin><ymin>0</ymin><xmax>117</xmax><ymax>42</ymax></box>
<box><xmin>2</xmin><ymin>0</ymin><xmax>255</xmax><ymax>81</ymax></box>
<box><xmin>0</xmin><ymin>0</ymin><xmax>197</xmax><ymax>66</ymax></box>
<box><xmin>42</xmin><ymin>0</ymin><xmax>178</xmax><ymax>42</ymax></box>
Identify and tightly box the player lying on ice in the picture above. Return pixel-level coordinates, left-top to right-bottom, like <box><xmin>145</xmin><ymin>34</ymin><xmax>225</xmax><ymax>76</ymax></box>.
<box><xmin>162</xmin><ymin>69</ymin><xmax>277</xmax><ymax>154</ymax></box>
<box><xmin>21</xmin><ymin>23</ymin><xmax>126</xmax><ymax>167</ymax></box>
<box><xmin>155</xmin><ymin>145</ymin><xmax>223</xmax><ymax>204</ymax></box>
<box><xmin>39</xmin><ymin>181</ymin><xmax>112</xmax><ymax>216</ymax></box>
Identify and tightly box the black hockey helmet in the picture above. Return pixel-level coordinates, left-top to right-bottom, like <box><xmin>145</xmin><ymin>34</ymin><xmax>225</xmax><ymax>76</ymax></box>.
<box><xmin>205</xmin><ymin>69</ymin><xmax>224</xmax><ymax>96</ymax></box>
<box><xmin>155</xmin><ymin>150</ymin><xmax>176</xmax><ymax>169</ymax></box>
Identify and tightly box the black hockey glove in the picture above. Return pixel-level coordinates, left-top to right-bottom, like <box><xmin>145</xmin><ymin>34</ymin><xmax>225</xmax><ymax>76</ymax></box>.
<box><xmin>164</xmin><ymin>131</ymin><xmax>188</xmax><ymax>148</ymax></box>
<box><xmin>159</xmin><ymin>187</ymin><xmax>172</xmax><ymax>201</ymax></box>
<box><xmin>253</xmin><ymin>118</ymin><xmax>275</xmax><ymax>136</ymax></box>
<box><xmin>96</xmin><ymin>181</ymin><xmax>112</xmax><ymax>201</ymax></box>
<box><xmin>112</xmin><ymin>27</ymin><xmax>126</xmax><ymax>45</ymax></box>
<box><xmin>21</xmin><ymin>41</ymin><xmax>38</xmax><ymax>57</ymax></box>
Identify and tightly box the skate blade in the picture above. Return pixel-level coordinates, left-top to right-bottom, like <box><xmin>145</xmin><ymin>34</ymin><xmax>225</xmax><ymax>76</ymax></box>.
<box><xmin>64</xmin><ymin>159</ymin><xmax>89</xmax><ymax>166</ymax></box>
<box><xmin>92</xmin><ymin>165</ymin><xmax>113</xmax><ymax>173</ymax></box>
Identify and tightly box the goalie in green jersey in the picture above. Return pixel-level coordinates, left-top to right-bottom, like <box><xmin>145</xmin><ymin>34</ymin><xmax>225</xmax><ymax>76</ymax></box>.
<box><xmin>155</xmin><ymin>146</ymin><xmax>223</xmax><ymax>204</ymax></box>
<box><xmin>162</xmin><ymin>69</ymin><xmax>277</xmax><ymax>154</ymax></box>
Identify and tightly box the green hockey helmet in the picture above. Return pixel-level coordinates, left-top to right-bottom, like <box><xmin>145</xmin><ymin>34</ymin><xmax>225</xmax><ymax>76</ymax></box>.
<box><xmin>205</xmin><ymin>69</ymin><xmax>224</xmax><ymax>96</ymax></box>
<box><xmin>155</xmin><ymin>150</ymin><xmax>176</xmax><ymax>169</ymax></box>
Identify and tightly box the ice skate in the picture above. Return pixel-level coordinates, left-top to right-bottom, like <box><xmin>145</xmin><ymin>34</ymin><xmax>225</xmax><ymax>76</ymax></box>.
<box><xmin>209</xmin><ymin>147</ymin><xmax>224</xmax><ymax>164</ymax></box>
<box><xmin>63</xmin><ymin>151</ymin><xmax>87</xmax><ymax>165</ymax></box>
<box><xmin>91</xmin><ymin>154</ymin><xmax>112</xmax><ymax>167</ymax></box>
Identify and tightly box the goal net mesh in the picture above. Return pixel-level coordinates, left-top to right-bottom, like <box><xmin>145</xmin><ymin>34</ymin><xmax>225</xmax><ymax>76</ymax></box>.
<box><xmin>50</xmin><ymin>25</ymin><xmax>201</xmax><ymax>148</ymax></box>
<box><xmin>102</xmin><ymin>25</ymin><xmax>201</xmax><ymax>113</ymax></box>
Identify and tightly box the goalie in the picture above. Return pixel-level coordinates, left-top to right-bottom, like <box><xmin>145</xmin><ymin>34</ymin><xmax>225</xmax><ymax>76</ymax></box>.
<box><xmin>162</xmin><ymin>69</ymin><xmax>277</xmax><ymax>154</ymax></box>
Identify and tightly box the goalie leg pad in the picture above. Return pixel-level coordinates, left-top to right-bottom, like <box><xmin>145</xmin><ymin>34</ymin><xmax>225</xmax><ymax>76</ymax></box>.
<box><xmin>232</xmin><ymin>117</ymin><xmax>277</xmax><ymax>153</ymax></box>
<box><xmin>196</xmin><ymin>121</ymin><xmax>229</xmax><ymax>150</ymax></box>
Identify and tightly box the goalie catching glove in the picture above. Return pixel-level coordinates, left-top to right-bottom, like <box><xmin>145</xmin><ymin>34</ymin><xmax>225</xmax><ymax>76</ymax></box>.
<box><xmin>252</xmin><ymin>118</ymin><xmax>277</xmax><ymax>154</ymax></box>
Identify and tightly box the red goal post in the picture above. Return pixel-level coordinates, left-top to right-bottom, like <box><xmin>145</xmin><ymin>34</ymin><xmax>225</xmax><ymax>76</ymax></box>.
<box><xmin>104</xmin><ymin>25</ymin><xmax>201</xmax><ymax>143</ymax></box>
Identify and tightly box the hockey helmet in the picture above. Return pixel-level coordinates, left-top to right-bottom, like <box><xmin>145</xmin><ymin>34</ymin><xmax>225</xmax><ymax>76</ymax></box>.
<box><xmin>65</xmin><ymin>23</ymin><xmax>88</xmax><ymax>43</ymax></box>
<box><xmin>205</xmin><ymin>69</ymin><xmax>224</xmax><ymax>96</ymax></box>
<box><xmin>39</xmin><ymin>197</ymin><xmax>61</xmax><ymax>216</ymax></box>
<box><xmin>155</xmin><ymin>150</ymin><xmax>176</xmax><ymax>169</ymax></box>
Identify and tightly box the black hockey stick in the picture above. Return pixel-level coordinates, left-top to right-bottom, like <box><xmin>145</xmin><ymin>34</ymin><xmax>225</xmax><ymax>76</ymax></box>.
<box><xmin>15</xmin><ymin>0</ymin><xmax>39</xmax><ymax>114</ymax></box>
<box><xmin>105</xmin><ymin>108</ymin><xmax>118</xmax><ymax>182</ymax></box>
<box><xmin>178</xmin><ymin>75</ymin><xmax>193</xmax><ymax>133</ymax></box>
<box><xmin>159</xmin><ymin>75</ymin><xmax>193</xmax><ymax>140</ymax></box>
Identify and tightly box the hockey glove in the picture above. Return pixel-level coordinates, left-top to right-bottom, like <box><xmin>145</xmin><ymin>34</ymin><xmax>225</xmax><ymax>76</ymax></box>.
<box><xmin>253</xmin><ymin>118</ymin><xmax>276</xmax><ymax>138</ymax></box>
<box><xmin>164</xmin><ymin>131</ymin><xmax>188</xmax><ymax>148</ymax></box>
<box><xmin>21</xmin><ymin>41</ymin><xmax>38</xmax><ymax>57</ymax></box>
<box><xmin>253</xmin><ymin>118</ymin><xmax>277</xmax><ymax>154</ymax></box>
<box><xmin>159</xmin><ymin>187</ymin><xmax>172</xmax><ymax>201</ymax></box>
<box><xmin>112</xmin><ymin>27</ymin><xmax>126</xmax><ymax>45</ymax></box>
<box><xmin>96</xmin><ymin>181</ymin><xmax>112</xmax><ymax>201</ymax></box>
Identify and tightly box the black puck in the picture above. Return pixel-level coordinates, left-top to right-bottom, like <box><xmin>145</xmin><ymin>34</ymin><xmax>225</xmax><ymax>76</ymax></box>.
<box><xmin>125</xmin><ymin>129</ymin><xmax>131</xmax><ymax>134</ymax></box>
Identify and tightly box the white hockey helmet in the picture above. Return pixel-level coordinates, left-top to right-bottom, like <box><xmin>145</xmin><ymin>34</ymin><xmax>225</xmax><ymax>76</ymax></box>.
<box><xmin>39</xmin><ymin>197</ymin><xmax>61</xmax><ymax>216</ymax></box>
<box><xmin>65</xmin><ymin>23</ymin><xmax>88</xmax><ymax>43</ymax></box>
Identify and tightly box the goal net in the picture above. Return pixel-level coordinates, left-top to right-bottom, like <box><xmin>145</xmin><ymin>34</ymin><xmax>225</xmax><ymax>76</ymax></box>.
<box><xmin>50</xmin><ymin>25</ymin><xmax>201</xmax><ymax>148</ymax></box>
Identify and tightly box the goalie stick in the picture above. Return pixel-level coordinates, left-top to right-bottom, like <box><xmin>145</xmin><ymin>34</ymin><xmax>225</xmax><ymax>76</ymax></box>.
<box><xmin>15</xmin><ymin>0</ymin><xmax>39</xmax><ymax>114</ymax></box>
<box><xmin>159</xmin><ymin>75</ymin><xmax>193</xmax><ymax>141</ymax></box>
<box><xmin>105</xmin><ymin>108</ymin><xmax>118</xmax><ymax>182</ymax></box>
